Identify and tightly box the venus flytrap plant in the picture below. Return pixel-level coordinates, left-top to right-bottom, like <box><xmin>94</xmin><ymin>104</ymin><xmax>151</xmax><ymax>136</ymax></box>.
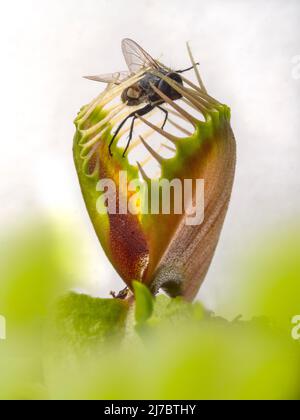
<box><xmin>73</xmin><ymin>41</ymin><xmax>236</xmax><ymax>300</ymax></box>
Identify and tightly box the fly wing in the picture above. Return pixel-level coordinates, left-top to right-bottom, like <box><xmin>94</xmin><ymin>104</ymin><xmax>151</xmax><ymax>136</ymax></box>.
<box><xmin>122</xmin><ymin>39</ymin><xmax>160</xmax><ymax>74</ymax></box>
<box><xmin>83</xmin><ymin>71</ymin><xmax>130</xmax><ymax>85</ymax></box>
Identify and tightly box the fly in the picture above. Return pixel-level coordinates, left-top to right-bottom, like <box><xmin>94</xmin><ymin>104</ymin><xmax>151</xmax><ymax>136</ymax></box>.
<box><xmin>84</xmin><ymin>39</ymin><xmax>198</xmax><ymax>157</ymax></box>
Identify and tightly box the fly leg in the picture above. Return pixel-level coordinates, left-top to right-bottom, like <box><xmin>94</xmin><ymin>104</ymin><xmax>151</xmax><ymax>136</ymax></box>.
<box><xmin>157</xmin><ymin>105</ymin><xmax>169</xmax><ymax>130</ymax></box>
<box><xmin>122</xmin><ymin>104</ymin><xmax>155</xmax><ymax>158</ymax></box>
<box><xmin>109</xmin><ymin>104</ymin><xmax>155</xmax><ymax>157</ymax></box>
<box><xmin>123</xmin><ymin>115</ymin><xmax>138</xmax><ymax>158</ymax></box>
<box><xmin>176</xmin><ymin>63</ymin><xmax>200</xmax><ymax>74</ymax></box>
<box><xmin>109</xmin><ymin>111</ymin><xmax>136</xmax><ymax>157</ymax></box>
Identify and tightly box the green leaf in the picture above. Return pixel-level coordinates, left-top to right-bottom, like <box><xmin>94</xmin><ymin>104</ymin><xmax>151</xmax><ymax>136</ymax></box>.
<box><xmin>150</xmin><ymin>295</ymin><xmax>205</xmax><ymax>325</ymax></box>
<box><xmin>133</xmin><ymin>281</ymin><xmax>154</xmax><ymax>324</ymax></box>
<box><xmin>48</xmin><ymin>292</ymin><xmax>129</xmax><ymax>356</ymax></box>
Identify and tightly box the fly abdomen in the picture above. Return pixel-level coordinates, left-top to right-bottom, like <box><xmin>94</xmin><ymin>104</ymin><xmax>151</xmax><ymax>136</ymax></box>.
<box><xmin>158</xmin><ymin>72</ymin><xmax>183</xmax><ymax>101</ymax></box>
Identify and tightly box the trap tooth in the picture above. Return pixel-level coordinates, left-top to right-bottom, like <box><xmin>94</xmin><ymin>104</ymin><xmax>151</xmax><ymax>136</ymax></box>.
<box><xmin>80</xmin><ymin>128</ymin><xmax>106</xmax><ymax>154</ymax></box>
<box><xmin>139</xmin><ymin>136</ymin><xmax>165</xmax><ymax>165</ymax></box>
<box><xmin>128</xmin><ymin>128</ymin><xmax>156</xmax><ymax>154</ymax></box>
<box><xmin>78</xmin><ymin>94</ymin><xmax>108</xmax><ymax>125</ymax></box>
<box><xmin>168</xmin><ymin>117</ymin><xmax>193</xmax><ymax>137</ymax></box>
<box><xmin>186</xmin><ymin>42</ymin><xmax>207</xmax><ymax>93</ymax></box>
<box><xmin>171</xmin><ymin>71</ymin><xmax>221</xmax><ymax>107</ymax></box>
<box><xmin>137</xmin><ymin>115</ymin><xmax>180</xmax><ymax>144</ymax></box>
<box><xmin>84</xmin><ymin>103</ymin><xmax>127</xmax><ymax>139</ymax></box>
<box><xmin>155</xmin><ymin>72</ymin><xmax>210</xmax><ymax>115</ymax></box>
<box><xmin>149</xmin><ymin>83</ymin><xmax>197</xmax><ymax>126</ymax></box>
<box><xmin>161</xmin><ymin>143</ymin><xmax>177</xmax><ymax>153</ymax></box>
<box><xmin>111</xmin><ymin>105</ymin><xmax>142</xmax><ymax>127</ymax></box>
<box><xmin>136</xmin><ymin>161</ymin><xmax>151</xmax><ymax>182</ymax></box>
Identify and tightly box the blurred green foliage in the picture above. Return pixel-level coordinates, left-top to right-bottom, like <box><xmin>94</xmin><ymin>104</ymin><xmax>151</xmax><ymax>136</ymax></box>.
<box><xmin>44</xmin><ymin>290</ymin><xmax>300</xmax><ymax>400</ymax></box>
<box><xmin>0</xmin><ymin>217</ymin><xmax>78</xmax><ymax>399</ymax></box>
<box><xmin>0</xmin><ymin>216</ymin><xmax>300</xmax><ymax>400</ymax></box>
<box><xmin>228</xmin><ymin>225</ymin><xmax>300</xmax><ymax>332</ymax></box>
<box><xmin>0</xmin><ymin>218</ymin><xmax>75</xmax><ymax>323</ymax></box>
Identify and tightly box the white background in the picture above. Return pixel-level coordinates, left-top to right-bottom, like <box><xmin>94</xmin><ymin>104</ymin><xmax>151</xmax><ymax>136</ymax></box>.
<box><xmin>0</xmin><ymin>0</ymin><xmax>299</xmax><ymax>313</ymax></box>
